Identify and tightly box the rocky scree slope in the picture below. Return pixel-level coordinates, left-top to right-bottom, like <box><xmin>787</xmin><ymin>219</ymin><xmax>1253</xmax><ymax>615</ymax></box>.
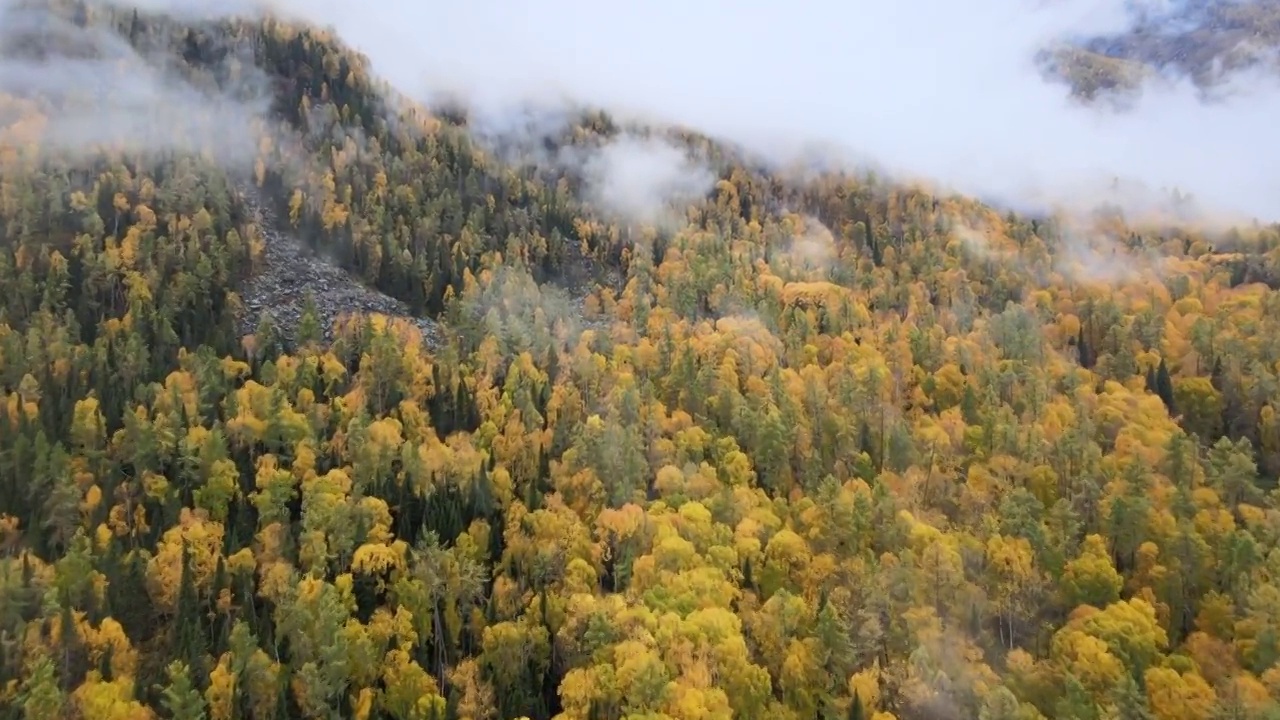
<box><xmin>234</xmin><ymin>182</ymin><xmax>445</xmax><ymax>348</ymax></box>
<box><xmin>232</xmin><ymin>179</ymin><xmax>615</xmax><ymax>353</ymax></box>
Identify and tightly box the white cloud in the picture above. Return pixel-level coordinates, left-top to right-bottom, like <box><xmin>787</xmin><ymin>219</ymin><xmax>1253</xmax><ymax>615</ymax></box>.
<box><xmin>71</xmin><ymin>0</ymin><xmax>1280</xmax><ymax>223</ymax></box>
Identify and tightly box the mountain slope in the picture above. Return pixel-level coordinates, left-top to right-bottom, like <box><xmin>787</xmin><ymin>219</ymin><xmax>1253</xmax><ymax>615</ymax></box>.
<box><xmin>4</xmin><ymin>2</ymin><xmax>1280</xmax><ymax>720</ymax></box>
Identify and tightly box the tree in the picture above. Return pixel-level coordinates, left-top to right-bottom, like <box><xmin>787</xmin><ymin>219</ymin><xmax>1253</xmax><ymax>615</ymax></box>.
<box><xmin>1143</xmin><ymin>667</ymin><xmax>1215</xmax><ymax>720</ymax></box>
<box><xmin>159</xmin><ymin>660</ymin><xmax>206</xmax><ymax>720</ymax></box>
<box><xmin>1154</xmin><ymin>359</ymin><xmax>1175</xmax><ymax>414</ymax></box>
<box><xmin>1061</xmin><ymin>535</ymin><xmax>1123</xmax><ymax>610</ymax></box>
<box><xmin>297</xmin><ymin>291</ymin><xmax>323</xmax><ymax>348</ymax></box>
<box><xmin>849</xmin><ymin>690</ymin><xmax>866</xmax><ymax>720</ymax></box>
<box><xmin>18</xmin><ymin>655</ymin><xmax>65</xmax><ymax>720</ymax></box>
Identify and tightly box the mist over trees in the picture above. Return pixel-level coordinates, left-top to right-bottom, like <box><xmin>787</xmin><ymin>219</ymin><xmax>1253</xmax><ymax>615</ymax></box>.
<box><xmin>4</xmin><ymin>1</ymin><xmax>1280</xmax><ymax>720</ymax></box>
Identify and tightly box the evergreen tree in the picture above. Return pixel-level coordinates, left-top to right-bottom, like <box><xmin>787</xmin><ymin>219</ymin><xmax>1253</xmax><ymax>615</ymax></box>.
<box><xmin>1109</xmin><ymin>675</ymin><xmax>1153</xmax><ymax>720</ymax></box>
<box><xmin>18</xmin><ymin>655</ymin><xmax>64</xmax><ymax>720</ymax></box>
<box><xmin>1055</xmin><ymin>675</ymin><xmax>1100</xmax><ymax>720</ymax></box>
<box><xmin>297</xmin><ymin>291</ymin><xmax>323</xmax><ymax>348</ymax></box>
<box><xmin>1077</xmin><ymin>325</ymin><xmax>1093</xmax><ymax>369</ymax></box>
<box><xmin>159</xmin><ymin>661</ymin><xmax>207</xmax><ymax>720</ymax></box>
<box><xmin>848</xmin><ymin>690</ymin><xmax>865</xmax><ymax>720</ymax></box>
<box><xmin>1156</xmin><ymin>358</ymin><xmax>1176</xmax><ymax>414</ymax></box>
<box><xmin>173</xmin><ymin>542</ymin><xmax>207</xmax><ymax>683</ymax></box>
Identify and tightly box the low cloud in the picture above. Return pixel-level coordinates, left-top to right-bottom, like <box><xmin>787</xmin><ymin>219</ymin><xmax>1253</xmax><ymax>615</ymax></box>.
<box><xmin>943</xmin><ymin>206</ymin><xmax>1177</xmax><ymax>286</ymax></box>
<box><xmin>236</xmin><ymin>0</ymin><xmax>1280</xmax><ymax>226</ymax></box>
<box><xmin>0</xmin><ymin>0</ymin><xmax>269</xmax><ymax>166</ymax></box>
<box><xmin>448</xmin><ymin>264</ymin><xmax>598</xmax><ymax>360</ymax></box>
<box><xmin>466</xmin><ymin>107</ymin><xmax>718</xmax><ymax>229</ymax></box>
<box><xmin>571</xmin><ymin>133</ymin><xmax>716</xmax><ymax>228</ymax></box>
<box><xmin>32</xmin><ymin>0</ymin><xmax>1280</xmax><ymax>229</ymax></box>
<box><xmin>786</xmin><ymin>215</ymin><xmax>839</xmax><ymax>272</ymax></box>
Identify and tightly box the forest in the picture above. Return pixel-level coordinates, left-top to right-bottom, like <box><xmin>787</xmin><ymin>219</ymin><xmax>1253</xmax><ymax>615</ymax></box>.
<box><xmin>5</xmin><ymin>1</ymin><xmax>1280</xmax><ymax>719</ymax></box>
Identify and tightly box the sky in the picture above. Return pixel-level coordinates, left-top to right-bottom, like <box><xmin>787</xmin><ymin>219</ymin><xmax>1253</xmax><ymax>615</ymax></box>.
<box><xmin>35</xmin><ymin>0</ymin><xmax>1280</xmax><ymax>223</ymax></box>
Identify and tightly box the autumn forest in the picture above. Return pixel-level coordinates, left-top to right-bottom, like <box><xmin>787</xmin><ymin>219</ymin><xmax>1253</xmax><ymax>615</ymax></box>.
<box><xmin>4</xmin><ymin>1</ymin><xmax>1280</xmax><ymax>720</ymax></box>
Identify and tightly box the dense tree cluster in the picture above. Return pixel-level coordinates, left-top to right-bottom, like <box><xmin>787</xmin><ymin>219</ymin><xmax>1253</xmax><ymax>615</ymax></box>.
<box><xmin>6</xmin><ymin>2</ymin><xmax>1280</xmax><ymax>720</ymax></box>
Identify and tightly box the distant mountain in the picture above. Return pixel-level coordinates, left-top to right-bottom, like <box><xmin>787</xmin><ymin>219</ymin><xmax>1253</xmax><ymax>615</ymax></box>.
<box><xmin>1040</xmin><ymin>0</ymin><xmax>1280</xmax><ymax>102</ymax></box>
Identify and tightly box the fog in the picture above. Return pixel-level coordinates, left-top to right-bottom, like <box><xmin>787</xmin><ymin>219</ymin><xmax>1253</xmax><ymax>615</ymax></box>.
<box><xmin>0</xmin><ymin>0</ymin><xmax>269</xmax><ymax>165</ymax></box>
<box><xmin>571</xmin><ymin>134</ymin><xmax>717</xmax><ymax>227</ymax></box>
<box><xmin>240</xmin><ymin>0</ymin><xmax>1279</xmax><ymax>224</ymax></box>
<box><xmin>22</xmin><ymin>0</ymin><xmax>1280</xmax><ymax>224</ymax></box>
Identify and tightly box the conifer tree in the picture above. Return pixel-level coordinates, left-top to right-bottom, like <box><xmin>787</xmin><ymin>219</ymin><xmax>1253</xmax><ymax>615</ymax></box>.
<box><xmin>159</xmin><ymin>660</ymin><xmax>207</xmax><ymax>720</ymax></box>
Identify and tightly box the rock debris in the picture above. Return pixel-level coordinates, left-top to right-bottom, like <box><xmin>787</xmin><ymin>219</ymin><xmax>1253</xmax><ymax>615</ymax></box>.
<box><xmin>234</xmin><ymin>183</ymin><xmax>444</xmax><ymax>349</ymax></box>
<box><xmin>233</xmin><ymin>182</ymin><xmax>619</xmax><ymax>356</ymax></box>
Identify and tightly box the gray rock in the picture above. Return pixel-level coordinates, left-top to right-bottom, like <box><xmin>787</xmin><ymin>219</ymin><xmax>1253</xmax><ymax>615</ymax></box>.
<box><xmin>233</xmin><ymin>182</ymin><xmax>445</xmax><ymax>350</ymax></box>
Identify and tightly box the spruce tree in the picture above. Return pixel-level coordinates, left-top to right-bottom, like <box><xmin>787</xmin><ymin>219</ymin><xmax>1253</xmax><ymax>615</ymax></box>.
<box><xmin>1155</xmin><ymin>358</ymin><xmax>1176</xmax><ymax>414</ymax></box>
<box><xmin>159</xmin><ymin>661</ymin><xmax>207</xmax><ymax>720</ymax></box>
<box><xmin>1109</xmin><ymin>675</ymin><xmax>1153</xmax><ymax>720</ymax></box>
<box><xmin>297</xmin><ymin>291</ymin><xmax>323</xmax><ymax>348</ymax></box>
<box><xmin>173</xmin><ymin>542</ymin><xmax>207</xmax><ymax>683</ymax></box>
<box><xmin>848</xmin><ymin>690</ymin><xmax>865</xmax><ymax>720</ymax></box>
<box><xmin>1077</xmin><ymin>325</ymin><xmax>1093</xmax><ymax>368</ymax></box>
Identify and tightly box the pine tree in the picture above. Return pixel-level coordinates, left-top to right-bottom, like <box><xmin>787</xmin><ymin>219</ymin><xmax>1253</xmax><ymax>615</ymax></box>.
<box><xmin>1210</xmin><ymin>356</ymin><xmax>1225</xmax><ymax>391</ymax></box>
<box><xmin>848</xmin><ymin>690</ymin><xmax>865</xmax><ymax>720</ymax></box>
<box><xmin>173</xmin><ymin>542</ymin><xmax>207</xmax><ymax>682</ymax></box>
<box><xmin>1077</xmin><ymin>325</ymin><xmax>1093</xmax><ymax>369</ymax></box>
<box><xmin>297</xmin><ymin>291</ymin><xmax>322</xmax><ymax>348</ymax></box>
<box><xmin>56</xmin><ymin>598</ymin><xmax>88</xmax><ymax>690</ymax></box>
<box><xmin>1155</xmin><ymin>358</ymin><xmax>1176</xmax><ymax>413</ymax></box>
<box><xmin>960</xmin><ymin>384</ymin><xmax>981</xmax><ymax>425</ymax></box>
<box><xmin>18</xmin><ymin>655</ymin><xmax>64</xmax><ymax>720</ymax></box>
<box><xmin>1054</xmin><ymin>675</ymin><xmax>1099</xmax><ymax>720</ymax></box>
<box><xmin>159</xmin><ymin>660</ymin><xmax>207</xmax><ymax>720</ymax></box>
<box><xmin>1109</xmin><ymin>674</ymin><xmax>1153</xmax><ymax>720</ymax></box>
<box><xmin>544</xmin><ymin>342</ymin><xmax>560</xmax><ymax>383</ymax></box>
<box><xmin>252</xmin><ymin>312</ymin><xmax>282</xmax><ymax>364</ymax></box>
<box><xmin>97</xmin><ymin>643</ymin><xmax>114</xmax><ymax>681</ymax></box>
<box><xmin>469</xmin><ymin>465</ymin><xmax>495</xmax><ymax>518</ymax></box>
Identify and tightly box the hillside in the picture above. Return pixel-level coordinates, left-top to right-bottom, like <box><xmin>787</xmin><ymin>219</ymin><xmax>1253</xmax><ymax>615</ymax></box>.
<box><xmin>4</xmin><ymin>1</ymin><xmax>1280</xmax><ymax>720</ymax></box>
